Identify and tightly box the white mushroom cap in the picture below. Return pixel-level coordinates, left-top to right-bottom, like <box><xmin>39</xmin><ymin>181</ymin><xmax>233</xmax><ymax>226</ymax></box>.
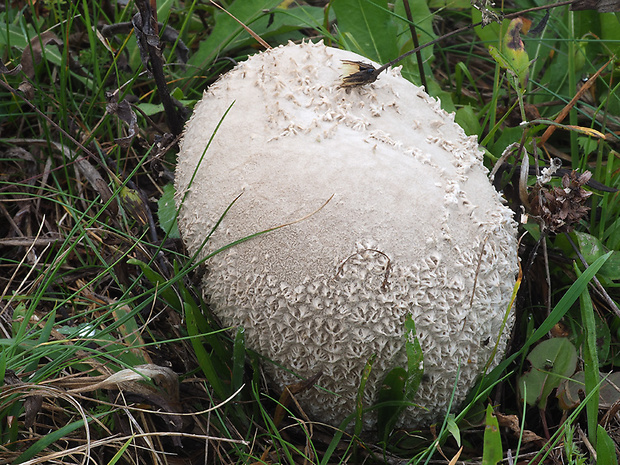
<box><xmin>175</xmin><ymin>41</ymin><xmax>518</xmax><ymax>430</ymax></box>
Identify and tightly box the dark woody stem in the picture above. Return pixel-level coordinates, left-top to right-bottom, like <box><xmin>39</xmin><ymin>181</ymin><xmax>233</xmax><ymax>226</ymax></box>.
<box><xmin>402</xmin><ymin>0</ymin><xmax>428</xmax><ymax>91</ymax></box>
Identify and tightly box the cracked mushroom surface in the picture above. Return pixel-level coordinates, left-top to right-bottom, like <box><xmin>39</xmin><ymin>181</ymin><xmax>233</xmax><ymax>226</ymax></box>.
<box><xmin>175</xmin><ymin>41</ymin><xmax>518</xmax><ymax>430</ymax></box>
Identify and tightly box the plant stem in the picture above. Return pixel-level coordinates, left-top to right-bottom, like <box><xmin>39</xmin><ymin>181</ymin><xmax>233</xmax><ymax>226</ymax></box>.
<box><xmin>402</xmin><ymin>0</ymin><xmax>428</xmax><ymax>91</ymax></box>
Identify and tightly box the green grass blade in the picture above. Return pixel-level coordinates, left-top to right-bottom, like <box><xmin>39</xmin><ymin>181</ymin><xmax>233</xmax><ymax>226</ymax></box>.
<box><xmin>183</xmin><ymin>299</ymin><xmax>228</xmax><ymax>400</ymax></box>
<box><xmin>231</xmin><ymin>326</ymin><xmax>246</xmax><ymax>400</ymax></box>
<box><xmin>128</xmin><ymin>258</ymin><xmax>182</xmax><ymax>313</ymax></box>
<box><xmin>11</xmin><ymin>412</ymin><xmax>104</xmax><ymax>464</ymax></box>
<box><xmin>106</xmin><ymin>435</ymin><xmax>134</xmax><ymax>465</ymax></box>
<box><xmin>354</xmin><ymin>353</ymin><xmax>376</xmax><ymax>438</ymax></box>
<box><xmin>24</xmin><ymin>308</ymin><xmax>56</xmax><ymax>374</ymax></box>
<box><xmin>404</xmin><ymin>314</ymin><xmax>424</xmax><ymax>401</ymax></box>
<box><xmin>576</xmin><ymin>263</ymin><xmax>600</xmax><ymax>445</ymax></box>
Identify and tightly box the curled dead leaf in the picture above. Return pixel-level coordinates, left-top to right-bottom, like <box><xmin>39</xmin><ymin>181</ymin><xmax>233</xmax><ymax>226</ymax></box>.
<box><xmin>106</xmin><ymin>91</ymin><xmax>138</xmax><ymax>147</ymax></box>
<box><xmin>274</xmin><ymin>372</ymin><xmax>322</xmax><ymax>428</ymax></box>
<box><xmin>495</xmin><ymin>412</ymin><xmax>546</xmax><ymax>445</ymax></box>
<box><xmin>20</xmin><ymin>30</ymin><xmax>62</xmax><ymax>80</ymax></box>
<box><xmin>2</xmin><ymin>370</ymin><xmax>43</xmax><ymax>429</ymax></box>
<box><xmin>69</xmin><ymin>364</ymin><xmax>190</xmax><ymax>434</ymax></box>
<box><xmin>0</xmin><ymin>58</ymin><xmax>22</xmax><ymax>76</ymax></box>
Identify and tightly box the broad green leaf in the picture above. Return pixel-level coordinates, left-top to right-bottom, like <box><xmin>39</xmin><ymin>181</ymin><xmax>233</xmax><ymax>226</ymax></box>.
<box><xmin>157</xmin><ymin>183</ymin><xmax>181</xmax><ymax>239</ymax></box>
<box><xmin>472</xmin><ymin>8</ymin><xmax>506</xmax><ymax>45</ymax></box>
<box><xmin>500</xmin><ymin>18</ymin><xmax>530</xmax><ymax>88</ymax></box>
<box><xmin>191</xmin><ymin>4</ymin><xmax>327</xmax><ymax>65</ymax></box>
<box><xmin>518</xmin><ymin>338</ymin><xmax>578</xmax><ymax>409</ymax></box>
<box><xmin>489</xmin><ymin>125</ymin><xmax>523</xmax><ymax>157</ymax></box>
<box><xmin>331</xmin><ymin>0</ymin><xmax>399</xmax><ymax>63</ymax></box>
<box><xmin>428</xmin><ymin>0</ymin><xmax>470</xmax><ymax>8</ymax></box>
<box><xmin>138</xmin><ymin>99</ymin><xmax>196</xmax><ymax>117</ymax></box>
<box><xmin>187</xmin><ymin>0</ymin><xmax>281</xmax><ymax>74</ymax></box>
<box><xmin>596</xmin><ymin>425</ymin><xmax>619</xmax><ymax>465</ymax></box>
<box><xmin>573</xmin><ymin>231</ymin><xmax>620</xmax><ymax>281</ymax></box>
<box><xmin>456</xmin><ymin>105</ymin><xmax>482</xmax><ymax>137</ymax></box>
<box><xmin>404</xmin><ymin>314</ymin><xmax>424</xmax><ymax>401</ymax></box>
<box><xmin>249</xmin><ymin>5</ymin><xmax>328</xmax><ymax>41</ymax></box>
<box><xmin>558</xmin><ymin>371</ymin><xmax>620</xmax><ymax>410</ymax></box>
<box><xmin>0</xmin><ymin>20</ymin><xmax>35</xmax><ymax>49</ymax></box>
<box><xmin>446</xmin><ymin>414</ymin><xmax>461</xmax><ymax>447</ymax></box>
<box><xmin>482</xmin><ymin>405</ymin><xmax>502</xmax><ymax>465</ymax></box>
<box><xmin>601</xmin><ymin>13</ymin><xmax>620</xmax><ymax>58</ymax></box>
<box><xmin>394</xmin><ymin>0</ymin><xmax>436</xmax><ymax>85</ymax></box>
<box><xmin>577</xmin><ymin>135</ymin><xmax>599</xmax><ymax>155</ymax></box>
<box><xmin>157</xmin><ymin>0</ymin><xmax>175</xmax><ymax>23</ymax></box>
<box><xmin>572</xmin><ymin>40</ymin><xmax>587</xmax><ymax>72</ymax></box>
<box><xmin>488</xmin><ymin>45</ymin><xmax>511</xmax><ymax>70</ymax></box>
<box><xmin>594</xmin><ymin>314</ymin><xmax>611</xmax><ymax>363</ymax></box>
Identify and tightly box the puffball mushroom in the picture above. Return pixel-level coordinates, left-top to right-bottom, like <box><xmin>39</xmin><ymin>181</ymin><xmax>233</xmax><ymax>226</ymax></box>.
<box><xmin>175</xmin><ymin>41</ymin><xmax>518</xmax><ymax>430</ymax></box>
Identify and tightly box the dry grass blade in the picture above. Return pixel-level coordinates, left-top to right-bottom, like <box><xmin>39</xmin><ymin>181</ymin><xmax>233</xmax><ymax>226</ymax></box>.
<box><xmin>12</xmin><ymin>433</ymin><xmax>248</xmax><ymax>465</ymax></box>
<box><xmin>0</xmin><ymin>218</ymin><xmax>49</xmax><ymax>321</ymax></box>
<box><xmin>210</xmin><ymin>1</ymin><xmax>271</xmax><ymax>50</ymax></box>
<box><xmin>0</xmin><ymin>384</ymin><xmax>94</xmax><ymax>465</ymax></box>
<box><xmin>448</xmin><ymin>446</ymin><xmax>464</xmax><ymax>465</ymax></box>
<box><xmin>537</xmin><ymin>57</ymin><xmax>613</xmax><ymax>146</ymax></box>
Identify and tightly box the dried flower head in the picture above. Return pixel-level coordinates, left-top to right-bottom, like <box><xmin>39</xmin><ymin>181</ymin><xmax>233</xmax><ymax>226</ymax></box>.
<box><xmin>529</xmin><ymin>170</ymin><xmax>593</xmax><ymax>233</ymax></box>
<box><xmin>471</xmin><ymin>0</ymin><xmax>503</xmax><ymax>25</ymax></box>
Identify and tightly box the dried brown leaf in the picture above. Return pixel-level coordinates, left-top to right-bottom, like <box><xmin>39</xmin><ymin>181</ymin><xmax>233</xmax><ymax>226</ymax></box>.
<box><xmin>274</xmin><ymin>372</ymin><xmax>322</xmax><ymax>428</ymax></box>
<box><xmin>0</xmin><ymin>58</ymin><xmax>21</xmax><ymax>76</ymax></box>
<box><xmin>106</xmin><ymin>91</ymin><xmax>138</xmax><ymax>147</ymax></box>
<box><xmin>496</xmin><ymin>412</ymin><xmax>546</xmax><ymax>445</ymax></box>
<box><xmin>20</xmin><ymin>30</ymin><xmax>62</xmax><ymax>80</ymax></box>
